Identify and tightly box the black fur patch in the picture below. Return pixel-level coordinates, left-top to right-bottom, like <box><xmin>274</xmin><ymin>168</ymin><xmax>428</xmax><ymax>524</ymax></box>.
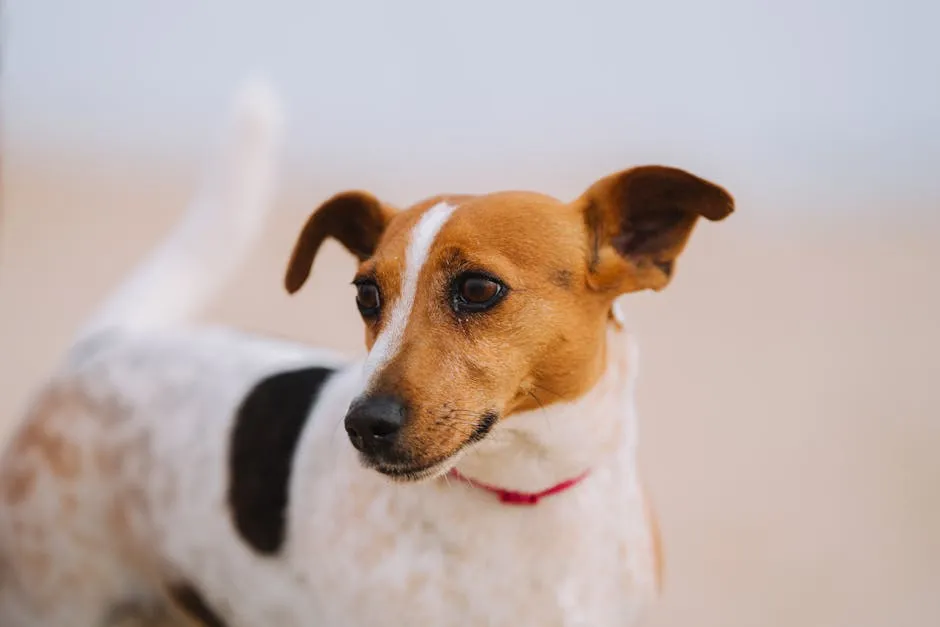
<box><xmin>228</xmin><ymin>366</ymin><xmax>335</xmax><ymax>555</ymax></box>
<box><xmin>470</xmin><ymin>412</ymin><xmax>498</xmax><ymax>443</ymax></box>
<box><xmin>549</xmin><ymin>269</ymin><xmax>573</xmax><ymax>289</ymax></box>
<box><xmin>653</xmin><ymin>259</ymin><xmax>675</xmax><ymax>277</ymax></box>
<box><xmin>167</xmin><ymin>582</ymin><xmax>228</xmax><ymax>627</ymax></box>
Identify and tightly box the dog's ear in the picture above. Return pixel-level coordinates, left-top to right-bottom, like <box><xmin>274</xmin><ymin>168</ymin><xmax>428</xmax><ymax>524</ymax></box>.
<box><xmin>284</xmin><ymin>191</ymin><xmax>395</xmax><ymax>294</ymax></box>
<box><xmin>577</xmin><ymin>165</ymin><xmax>734</xmax><ymax>293</ymax></box>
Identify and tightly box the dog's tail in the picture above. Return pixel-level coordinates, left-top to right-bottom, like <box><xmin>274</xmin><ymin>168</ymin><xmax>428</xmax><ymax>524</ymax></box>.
<box><xmin>76</xmin><ymin>78</ymin><xmax>284</xmax><ymax>343</ymax></box>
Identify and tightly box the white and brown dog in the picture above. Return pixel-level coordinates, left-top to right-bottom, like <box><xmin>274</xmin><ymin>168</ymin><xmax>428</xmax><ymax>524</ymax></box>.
<box><xmin>0</xmin><ymin>81</ymin><xmax>733</xmax><ymax>626</ymax></box>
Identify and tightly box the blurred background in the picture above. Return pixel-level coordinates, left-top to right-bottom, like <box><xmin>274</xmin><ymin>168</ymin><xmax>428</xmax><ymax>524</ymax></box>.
<box><xmin>1</xmin><ymin>2</ymin><xmax>938</xmax><ymax>626</ymax></box>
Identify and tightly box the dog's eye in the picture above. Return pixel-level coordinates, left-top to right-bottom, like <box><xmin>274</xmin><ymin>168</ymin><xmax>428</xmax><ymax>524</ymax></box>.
<box><xmin>355</xmin><ymin>281</ymin><xmax>381</xmax><ymax>317</ymax></box>
<box><xmin>453</xmin><ymin>273</ymin><xmax>506</xmax><ymax>313</ymax></box>
<box><xmin>460</xmin><ymin>277</ymin><xmax>499</xmax><ymax>303</ymax></box>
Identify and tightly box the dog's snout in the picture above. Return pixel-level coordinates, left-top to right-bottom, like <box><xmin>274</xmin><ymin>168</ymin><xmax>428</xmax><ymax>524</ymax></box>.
<box><xmin>344</xmin><ymin>395</ymin><xmax>407</xmax><ymax>455</ymax></box>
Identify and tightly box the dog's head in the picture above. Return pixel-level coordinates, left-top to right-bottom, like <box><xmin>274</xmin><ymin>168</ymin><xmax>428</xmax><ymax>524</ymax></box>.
<box><xmin>285</xmin><ymin>166</ymin><xmax>733</xmax><ymax>480</ymax></box>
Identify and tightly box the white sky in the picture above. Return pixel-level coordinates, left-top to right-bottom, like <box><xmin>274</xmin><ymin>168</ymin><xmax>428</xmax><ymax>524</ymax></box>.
<box><xmin>4</xmin><ymin>0</ymin><xmax>939</xmax><ymax>217</ymax></box>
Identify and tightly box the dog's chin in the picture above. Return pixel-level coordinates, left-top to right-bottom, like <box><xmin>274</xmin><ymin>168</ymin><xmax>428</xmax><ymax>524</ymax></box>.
<box><xmin>357</xmin><ymin>416</ymin><xmax>494</xmax><ymax>483</ymax></box>
<box><xmin>361</xmin><ymin>451</ymin><xmax>464</xmax><ymax>484</ymax></box>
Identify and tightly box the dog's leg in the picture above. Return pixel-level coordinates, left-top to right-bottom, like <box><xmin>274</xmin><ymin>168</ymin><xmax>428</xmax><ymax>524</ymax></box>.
<box><xmin>0</xmin><ymin>386</ymin><xmax>148</xmax><ymax>626</ymax></box>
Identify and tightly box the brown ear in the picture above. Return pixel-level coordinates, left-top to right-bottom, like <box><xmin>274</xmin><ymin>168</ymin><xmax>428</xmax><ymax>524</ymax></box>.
<box><xmin>579</xmin><ymin>165</ymin><xmax>734</xmax><ymax>293</ymax></box>
<box><xmin>284</xmin><ymin>190</ymin><xmax>394</xmax><ymax>294</ymax></box>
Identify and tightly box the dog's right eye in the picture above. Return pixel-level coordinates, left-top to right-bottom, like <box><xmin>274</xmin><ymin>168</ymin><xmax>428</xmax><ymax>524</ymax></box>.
<box><xmin>354</xmin><ymin>281</ymin><xmax>381</xmax><ymax>317</ymax></box>
<box><xmin>451</xmin><ymin>272</ymin><xmax>507</xmax><ymax>314</ymax></box>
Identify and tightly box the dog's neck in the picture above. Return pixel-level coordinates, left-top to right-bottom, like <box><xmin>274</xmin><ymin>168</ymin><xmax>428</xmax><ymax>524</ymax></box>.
<box><xmin>452</xmin><ymin>322</ymin><xmax>641</xmax><ymax>493</ymax></box>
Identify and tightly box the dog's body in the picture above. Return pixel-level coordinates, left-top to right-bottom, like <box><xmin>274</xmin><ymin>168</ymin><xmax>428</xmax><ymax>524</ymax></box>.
<box><xmin>0</xmin><ymin>82</ymin><xmax>731</xmax><ymax>626</ymax></box>
<box><xmin>2</xmin><ymin>324</ymin><xmax>655</xmax><ymax>626</ymax></box>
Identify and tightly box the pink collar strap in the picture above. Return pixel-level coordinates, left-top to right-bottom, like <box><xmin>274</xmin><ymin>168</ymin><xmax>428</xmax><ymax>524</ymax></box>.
<box><xmin>448</xmin><ymin>468</ymin><xmax>591</xmax><ymax>505</ymax></box>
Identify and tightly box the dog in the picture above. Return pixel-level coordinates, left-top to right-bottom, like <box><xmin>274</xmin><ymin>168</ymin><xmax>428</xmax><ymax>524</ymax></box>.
<box><xmin>0</xmin><ymin>80</ymin><xmax>734</xmax><ymax>626</ymax></box>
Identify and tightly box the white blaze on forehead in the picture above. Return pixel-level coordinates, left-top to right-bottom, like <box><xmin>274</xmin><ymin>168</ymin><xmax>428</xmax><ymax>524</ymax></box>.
<box><xmin>362</xmin><ymin>201</ymin><xmax>458</xmax><ymax>387</ymax></box>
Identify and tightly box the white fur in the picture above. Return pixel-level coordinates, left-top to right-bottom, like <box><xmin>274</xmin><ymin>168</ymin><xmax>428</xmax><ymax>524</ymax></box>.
<box><xmin>361</xmin><ymin>201</ymin><xmax>457</xmax><ymax>388</ymax></box>
<box><xmin>0</xmin><ymin>327</ymin><xmax>656</xmax><ymax>626</ymax></box>
<box><xmin>611</xmin><ymin>298</ymin><xmax>627</xmax><ymax>327</ymax></box>
<box><xmin>0</xmin><ymin>87</ymin><xmax>659</xmax><ymax>626</ymax></box>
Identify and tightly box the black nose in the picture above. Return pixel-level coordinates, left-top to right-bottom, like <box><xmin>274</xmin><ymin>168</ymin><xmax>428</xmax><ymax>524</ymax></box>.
<box><xmin>344</xmin><ymin>395</ymin><xmax>406</xmax><ymax>456</ymax></box>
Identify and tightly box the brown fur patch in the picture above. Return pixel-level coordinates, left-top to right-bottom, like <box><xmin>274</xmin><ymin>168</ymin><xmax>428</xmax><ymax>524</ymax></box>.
<box><xmin>285</xmin><ymin>190</ymin><xmax>397</xmax><ymax>294</ymax></box>
<box><xmin>0</xmin><ymin>384</ymin><xmax>94</xmax><ymax>507</ymax></box>
<box><xmin>17</xmin><ymin>419</ymin><xmax>82</xmax><ymax>479</ymax></box>
<box><xmin>579</xmin><ymin>166</ymin><xmax>733</xmax><ymax>294</ymax></box>
<box><xmin>549</xmin><ymin>268</ymin><xmax>574</xmax><ymax>288</ymax></box>
<box><xmin>1</xmin><ymin>466</ymin><xmax>37</xmax><ymax>505</ymax></box>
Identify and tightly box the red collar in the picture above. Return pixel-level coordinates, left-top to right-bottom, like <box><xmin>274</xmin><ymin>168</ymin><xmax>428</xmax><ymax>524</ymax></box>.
<box><xmin>448</xmin><ymin>468</ymin><xmax>591</xmax><ymax>505</ymax></box>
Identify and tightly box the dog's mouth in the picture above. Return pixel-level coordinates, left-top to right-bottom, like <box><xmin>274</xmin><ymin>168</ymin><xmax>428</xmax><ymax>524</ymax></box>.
<box><xmin>366</xmin><ymin>454</ymin><xmax>460</xmax><ymax>483</ymax></box>
<box><xmin>354</xmin><ymin>410</ymin><xmax>499</xmax><ymax>483</ymax></box>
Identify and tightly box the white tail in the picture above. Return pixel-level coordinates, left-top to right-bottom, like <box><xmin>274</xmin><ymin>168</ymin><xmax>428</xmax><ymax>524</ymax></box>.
<box><xmin>77</xmin><ymin>78</ymin><xmax>284</xmax><ymax>342</ymax></box>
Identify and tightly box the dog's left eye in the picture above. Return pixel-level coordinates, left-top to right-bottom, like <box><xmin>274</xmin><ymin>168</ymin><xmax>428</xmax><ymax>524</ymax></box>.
<box><xmin>354</xmin><ymin>281</ymin><xmax>381</xmax><ymax>317</ymax></box>
<box><xmin>452</xmin><ymin>273</ymin><xmax>506</xmax><ymax>313</ymax></box>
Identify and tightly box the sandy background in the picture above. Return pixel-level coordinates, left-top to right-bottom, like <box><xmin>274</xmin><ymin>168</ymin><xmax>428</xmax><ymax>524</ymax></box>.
<box><xmin>1</xmin><ymin>151</ymin><xmax>938</xmax><ymax>627</ymax></box>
